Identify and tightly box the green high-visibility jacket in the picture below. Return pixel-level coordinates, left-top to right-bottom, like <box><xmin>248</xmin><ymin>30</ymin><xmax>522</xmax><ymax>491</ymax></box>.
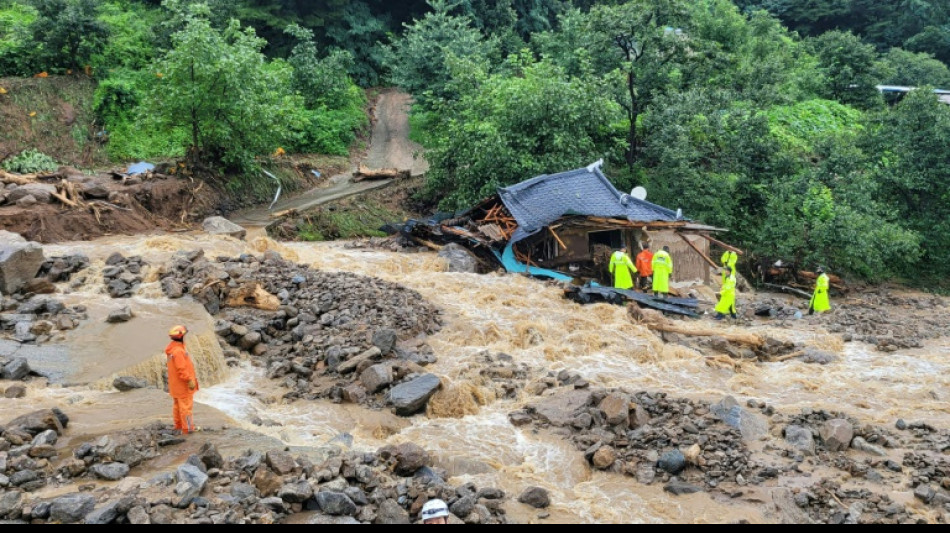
<box><xmin>609</xmin><ymin>251</ymin><xmax>637</xmax><ymax>290</ymax></box>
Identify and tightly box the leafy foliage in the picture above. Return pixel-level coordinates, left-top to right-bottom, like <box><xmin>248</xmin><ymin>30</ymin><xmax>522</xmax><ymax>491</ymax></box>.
<box><xmin>424</xmin><ymin>55</ymin><xmax>623</xmax><ymax>209</ymax></box>
<box><xmin>23</xmin><ymin>0</ymin><xmax>109</xmax><ymax>73</ymax></box>
<box><xmin>143</xmin><ymin>3</ymin><xmax>302</xmax><ymax>171</ymax></box>
<box><xmin>1</xmin><ymin>149</ymin><xmax>59</xmax><ymax>173</ymax></box>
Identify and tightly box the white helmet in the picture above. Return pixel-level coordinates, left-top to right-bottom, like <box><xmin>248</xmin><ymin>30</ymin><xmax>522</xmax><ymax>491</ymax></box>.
<box><xmin>421</xmin><ymin>499</ymin><xmax>450</xmax><ymax>521</ymax></box>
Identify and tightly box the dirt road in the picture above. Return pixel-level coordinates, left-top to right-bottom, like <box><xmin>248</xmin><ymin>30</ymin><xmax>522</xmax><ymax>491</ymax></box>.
<box><xmin>231</xmin><ymin>89</ymin><xmax>427</xmax><ymax>228</ymax></box>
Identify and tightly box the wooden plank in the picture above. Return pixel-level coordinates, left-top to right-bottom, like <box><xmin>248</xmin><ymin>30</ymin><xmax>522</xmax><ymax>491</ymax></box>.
<box><xmin>678</xmin><ymin>233</ymin><xmax>719</xmax><ymax>269</ymax></box>
<box><xmin>478</xmin><ymin>224</ymin><xmax>506</xmax><ymax>241</ymax></box>
<box><xmin>549</xmin><ymin>227</ymin><xmax>567</xmax><ymax>251</ymax></box>
<box><xmin>697</xmin><ymin>233</ymin><xmax>745</xmax><ymax>255</ymax></box>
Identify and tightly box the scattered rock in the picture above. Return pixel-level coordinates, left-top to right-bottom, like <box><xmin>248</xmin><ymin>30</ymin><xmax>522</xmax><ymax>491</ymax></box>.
<box><xmin>518</xmin><ymin>487</ymin><xmax>551</xmax><ymax>509</ymax></box>
<box><xmin>785</xmin><ymin>425</ymin><xmax>816</xmax><ymax>456</ymax></box>
<box><xmin>49</xmin><ymin>493</ymin><xmax>96</xmax><ymax>524</ymax></box>
<box><xmin>438</xmin><ymin>243</ymin><xmax>478</xmax><ymax>273</ymax></box>
<box><xmin>711</xmin><ymin>396</ymin><xmax>767</xmax><ymax>441</ymax></box>
<box><xmin>106</xmin><ymin>306</ymin><xmax>133</xmax><ymax>323</ymax></box>
<box><xmin>3</xmin><ymin>384</ymin><xmax>26</xmax><ymax>398</ymax></box>
<box><xmin>851</xmin><ymin>437</ymin><xmax>887</xmax><ymax>457</ymax></box>
<box><xmin>112</xmin><ymin>376</ymin><xmax>147</xmax><ymax>392</ymax></box>
<box><xmin>664</xmin><ymin>480</ymin><xmax>703</xmax><ymax>496</ymax></box>
<box><xmin>1</xmin><ymin>357</ymin><xmax>31</xmax><ymax>380</ymax></box>
<box><xmin>0</xmin><ymin>231</ymin><xmax>45</xmax><ymax>295</ymax></box>
<box><xmin>819</xmin><ymin>419</ymin><xmax>854</xmax><ymax>452</ymax></box>
<box><xmin>658</xmin><ymin>450</ymin><xmax>687</xmax><ymax>475</ymax></box>
<box><xmin>203</xmin><ymin>217</ymin><xmax>247</xmax><ymax>240</ymax></box>
<box><xmin>311</xmin><ymin>492</ymin><xmax>357</xmax><ymax>516</ymax></box>
<box><xmin>592</xmin><ymin>446</ymin><xmax>618</xmax><ymax>470</ymax></box>
<box><xmin>388</xmin><ymin>374</ymin><xmax>442</xmax><ymax>416</ymax></box>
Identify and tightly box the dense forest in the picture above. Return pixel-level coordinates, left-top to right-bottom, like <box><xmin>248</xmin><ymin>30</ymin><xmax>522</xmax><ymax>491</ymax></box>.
<box><xmin>1</xmin><ymin>0</ymin><xmax>950</xmax><ymax>284</ymax></box>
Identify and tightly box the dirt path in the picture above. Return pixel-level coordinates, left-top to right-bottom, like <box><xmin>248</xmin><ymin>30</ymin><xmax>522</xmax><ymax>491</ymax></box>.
<box><xmin>231</xmin><ymin>89</ymin><xmax>427</xmax><ymax>228</ymax></box>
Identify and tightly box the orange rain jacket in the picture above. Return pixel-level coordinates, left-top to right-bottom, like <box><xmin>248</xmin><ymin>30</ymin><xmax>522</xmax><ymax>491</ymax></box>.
<box><xmin>165</xmin><ymin>340</ymin><xmax>199</xmax><ymax>399</ymax></box>
<box><xmin>636</xmin><ymin>250</ymin><xmax>655</xmax><ymax>277</ymax></box>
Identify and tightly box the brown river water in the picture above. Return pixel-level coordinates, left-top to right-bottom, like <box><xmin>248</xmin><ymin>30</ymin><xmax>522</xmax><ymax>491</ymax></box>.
<box><xmin>2</xmin><ymin>230</ymin><xmax>948</xmax><ymax>523</ymax></box>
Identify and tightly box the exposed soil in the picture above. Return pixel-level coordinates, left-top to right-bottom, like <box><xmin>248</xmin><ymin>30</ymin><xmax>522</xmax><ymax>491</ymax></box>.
<box><xmin>0</xmin><ymin>177</ymin><xmax>217</xmax><ymax>244</ymax></box>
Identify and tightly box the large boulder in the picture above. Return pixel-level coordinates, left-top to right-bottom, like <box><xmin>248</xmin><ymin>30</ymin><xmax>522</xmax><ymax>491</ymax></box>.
<box><xmin>383</xmin><ymin>442</ymin><xmax>430</xmax><ymax>476</ymax></box>
<box><xmin>438</xmin><ymin>243</ymin><xmax>478</xmax><ymax>273</ymax></box>
<box><xmin>784</xmin><ymin>425</ymin><xmax>816</xmax><ymax>456</ymax></box>
<box><xmin>5</xmin><ymin>408</ymin><xmax>68</xmax><ymax>435</ymax></box>
<box><xmin>375</xmin><ymin>499</ymin><xmax>410</xmax><ymax>524</ymax></box>
<box><xmin>8</xmin><ymin>184</ymin><xmax>56</xmax><ymax>204</ymax></box>
<box><xmin>91</xmin><ymin>462</ymin><xmax>130</xmax><ymax>481</ymax></box>
<box><xmin>0</xmin><ymin>231</ymin><xmax>45</xmax><ymax>295</ymax></box>
<box><xmin>529</xmin><ymin>389</ymin><xmax>593</xmax><ymax>427</ymax></box>
<box><xmin>175</xmin><ymin>464</ymin><xmax>209</xmax><ymax>508</ymax></box>
<box><xmin>518</xmin><ymin>487</ymin><xmax>551</xmax><ymax>509</ymax></box>
<box><xmin>819</xmin><ymin>419</ymin><xmax>854</xmax><ymax>452</ymax></box>
<box><xmin>310</xmin><ymin>492</ymin><xmax>357</xmax><ymax>516</ymax></box>
<box><xmin>387</xmin><ymin>374</ymin><xmax>442</xmax><ymax>416</ymax></box>
<box><xmin>202</xmin><ymin>217</ymin><xmax>247</xmax><ymax>240</ymax></box>
<box><xmin>360</xmin><ymin>364</ymin><xmax>393</xmax><ymax>393</ymax></box>
<box><xmin>2</xmin><ymin>357</ymin><xmax>31</xmax><ymax>380</ymax></box>
<box><xmin>599</xmin><ymin>393</ymin><xmax>630</xmax><ymax>427</ymax></box>
<box><xmin>711</xmin><ymin>396</ymin><xmax>767</xmax><ymax>441</ymax></box>
<box><xmin>112</xmin><ymin>377</ymin><xmax>147</xmax><ymax>392</ymax></box>
<box><xmin>49</xmin><ymin>493</ymin><xmax>96</xmax><ymax>524</ymax></box>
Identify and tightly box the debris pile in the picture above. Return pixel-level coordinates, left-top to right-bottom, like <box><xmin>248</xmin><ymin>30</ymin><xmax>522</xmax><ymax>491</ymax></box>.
<box><xmin>37</xmin><ymin>254</ymin><xmax>90</xmax><ymax>283</ymax></box>
<box><xmin>102</xmin><ymin>253</ymin><xmax>149</xmax><ymax>299</ymax></box>
<box><xmin>509</xmin><ymin>388</ymin><xmax>755</xmax><ymax>493</ymax></box>
<box><xmin>160</xmin><ymin>250</ymin><xmax>445</xmax><ymax>414</ymax></box>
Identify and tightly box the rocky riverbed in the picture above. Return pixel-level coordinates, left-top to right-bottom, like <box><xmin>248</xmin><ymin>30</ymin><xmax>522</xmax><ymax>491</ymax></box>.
<box><xmin>0</xmin><ymin>233</ymin><xmax>949</xmax><ymax>524</ymax></box>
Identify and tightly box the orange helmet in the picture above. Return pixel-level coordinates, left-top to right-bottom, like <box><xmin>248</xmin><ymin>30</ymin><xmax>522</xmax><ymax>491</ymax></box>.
<box><xmin>169</xmin><ymin>325</ymin><xmax>188</xmax><ymax>339</ymax></box>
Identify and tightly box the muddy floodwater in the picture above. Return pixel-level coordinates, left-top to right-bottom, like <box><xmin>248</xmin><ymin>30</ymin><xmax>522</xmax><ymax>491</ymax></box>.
<box><xmin>3</xmin><ymin>231</ymin><xmax>949</xmax><ymax>524</ymax></box>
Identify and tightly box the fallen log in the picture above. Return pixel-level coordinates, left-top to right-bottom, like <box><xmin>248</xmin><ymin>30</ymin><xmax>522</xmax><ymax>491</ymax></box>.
<box><xmin>763</xmin><ymin>283</ymin><xmax>812</xmax><ymax>300</ymax></box>
<box><xmin>631</xmin><ymin>306</ymin><xmax>764</xmax><ymax>348</ymax></box>
<box><xmin>354</xmin><ymin>163</ymin><xmax>410</xmax><ymax>182</ymax></box>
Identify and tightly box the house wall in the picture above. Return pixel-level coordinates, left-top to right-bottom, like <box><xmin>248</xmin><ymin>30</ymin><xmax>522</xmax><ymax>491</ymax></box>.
<box><xmin>646</xmin><ymin>231</ymin><xmax>711</xmax><ymax>285</ymax></box>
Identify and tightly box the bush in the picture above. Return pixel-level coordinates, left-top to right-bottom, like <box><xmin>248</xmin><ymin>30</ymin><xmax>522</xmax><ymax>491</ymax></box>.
<box><xmin>1</xmin><ymin>149</ymin><xmax>59</xmax><ymax>174</ymax></box>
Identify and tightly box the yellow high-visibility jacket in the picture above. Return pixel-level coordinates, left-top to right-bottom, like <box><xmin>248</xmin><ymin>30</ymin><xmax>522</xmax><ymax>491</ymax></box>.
<box><xmin>721</xmin><ymin>251</ymin><xmax>738</xmax><ymax>283</ymax></box>
<box><xmin>652</xmin><ymin>251</ymin><xmax>673</xmax><ymax>294</ymax></box>
<box><xmin>716</xmin><ymin>272</ymin><xmax>737</xmax><ymax>315</ymax></box>
<box><xmin>609</xmin><ymin>251</ymin><xmax>637</xmax><ymax>290</ymax></box>
<box><xmin>811</xmin><ymin>274</ymin><xmax>831</xmax><ymax>313</ymax></box>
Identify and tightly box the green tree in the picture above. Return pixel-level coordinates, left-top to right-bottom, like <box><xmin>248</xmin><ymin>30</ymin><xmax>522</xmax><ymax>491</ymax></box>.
<box><xmin>576</xmin><ymin>0</ymin><xmax>692</xmax><ymax>167</ymax></box>
<box><xmin>866</xmin><ymin>89</ymin><xmax>950</xmax><ymax>277</ymax></box>
<box><xmin>809</xmin><ymin>30</ymin><xmax>883</xmax><ymax>108</ymax></box>
<box><xmin>424</xmin><ymin>55</ymin><xmax>623</xmax><ymax>209</ymax></box>
<box><xmin>880</xmin><ymin>48</ymin><xmax>950</xmax><ymax>88</ymax></box>
<box><xmin>385</xmin><ymin>0</ymin><xmax>496</xmax><ymax>105</ymax></box>
<box><xmin>144</xmin><ymin>2</ymin><xmax>301</xmax><ymax>170</ymax></box>
<box><xmin>24</xmin><ymin>0</ymin><xmax>109</xmax><ymax>72</ymax></box>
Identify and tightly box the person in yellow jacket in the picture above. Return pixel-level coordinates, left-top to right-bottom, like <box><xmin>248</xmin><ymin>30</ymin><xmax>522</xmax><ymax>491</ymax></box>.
<box><xmin>652</xmin><ymin>246</ymin><xmax>673</xmax><ymax>299</ymax></box>
<box><xmin>721</xmin><ymin>251</ymin><xmax>738</xmax><ymax>284</ymax></box>
<box><xmin>809</xmin><ymin>267</ymin><xmax>832</xmax><ymax>315</ymax></box>
<box><xmin>609</xmin><ymin>246</ymin><xmax>637</xmax><ymax>290</ymax></box>
<box><xmin>715</xmin><ymin>267</ymin><xmax>738</xmax><ymax>320</ymax></box>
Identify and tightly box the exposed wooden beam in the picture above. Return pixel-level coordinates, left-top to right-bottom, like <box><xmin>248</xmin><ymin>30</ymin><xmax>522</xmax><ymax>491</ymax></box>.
<box><xmin>697</xmin><ymin>233</ymin><xmax>745</xmax><ymax>255</ymax></box>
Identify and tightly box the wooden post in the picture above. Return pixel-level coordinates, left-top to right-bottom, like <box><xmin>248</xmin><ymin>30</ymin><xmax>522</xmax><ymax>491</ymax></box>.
<box><xmin>548</xmin><ymin>227</ymin><xmax>567</xmax><ymax>251</ymax></box>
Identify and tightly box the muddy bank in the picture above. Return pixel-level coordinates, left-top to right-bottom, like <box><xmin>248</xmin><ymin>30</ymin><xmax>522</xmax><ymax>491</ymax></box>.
<box><xmin>0</xmin><ymin>177</ymin><xmax>217</xmax><ymax>244</ymax></box>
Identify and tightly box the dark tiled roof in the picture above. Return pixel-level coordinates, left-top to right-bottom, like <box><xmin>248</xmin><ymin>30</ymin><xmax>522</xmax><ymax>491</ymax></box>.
<box><xmin>498</xmin><ymin>163</ymin><xmax>679</xmax><ymax>242</ymax></box>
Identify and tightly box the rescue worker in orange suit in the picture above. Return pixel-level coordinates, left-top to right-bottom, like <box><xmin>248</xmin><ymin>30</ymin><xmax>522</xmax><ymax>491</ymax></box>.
<box><xmin>636</xmin><ymin>244</ymin><xmax>654</xmax><ymax>292</ymax></box>
<box><xmin>166</xmin><ymin>325</ymin><xmax>199</xmax><ymax>435</ymax></box>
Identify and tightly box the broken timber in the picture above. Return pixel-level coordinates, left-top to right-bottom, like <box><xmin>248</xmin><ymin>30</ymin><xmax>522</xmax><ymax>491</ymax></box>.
<box><xmin>565</xmin><ymin>286</ymin><xmax>699</xmax><ymax>317</ymax></box>
<box><xmin>353</xmin><ymin>163</ymin><xmax>410</xmax><ymax>182</ymax></box>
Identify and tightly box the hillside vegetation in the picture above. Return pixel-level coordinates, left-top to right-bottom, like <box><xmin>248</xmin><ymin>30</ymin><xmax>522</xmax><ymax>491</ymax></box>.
<box><xmin>1</xmin><ymin>0</ymin><xmax>949</xmax><ymax>283</ymax></box>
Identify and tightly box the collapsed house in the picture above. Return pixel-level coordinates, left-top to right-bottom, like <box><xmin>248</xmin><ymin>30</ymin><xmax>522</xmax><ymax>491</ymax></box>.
<box><xmin>390</xmin><ymin>162</ymin><xmax>742</xmax><ymax>315</ymax></box>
